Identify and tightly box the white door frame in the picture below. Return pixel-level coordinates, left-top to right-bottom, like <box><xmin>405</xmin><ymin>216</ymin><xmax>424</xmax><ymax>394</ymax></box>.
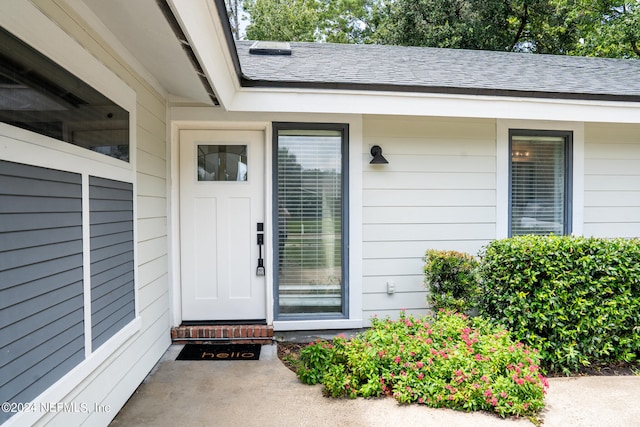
<box><xmin>168</xmin><ymin>114</ymin><xmax>365</xmax><ymax>331</ymax></box>
<box><xmin>168</xmin><ymin>121</ymin><xmax>274</xmax><ymax>327</ymax></box>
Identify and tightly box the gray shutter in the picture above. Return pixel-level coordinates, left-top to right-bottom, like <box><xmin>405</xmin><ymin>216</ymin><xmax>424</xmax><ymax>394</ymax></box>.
<box><xmin>0</xmin><ymin>160</ymin><xmax>84</xmax><ymax>422</ymax></box>
<box><xmin>89</xmin><ymin>176</ymin><xmax>135</xmax><ymax>349</ymax></box>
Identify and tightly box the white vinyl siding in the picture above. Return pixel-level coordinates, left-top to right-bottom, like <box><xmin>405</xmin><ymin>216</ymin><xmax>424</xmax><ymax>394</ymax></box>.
<box><xmin>584</xmin><ymin>123</ymin><xmax>640</xmax><ymax>237</ymax></box>
<box><xmin>362</xmin><ymin>116</ymin><xmax>496</xmax><ymax>322</ymax></box>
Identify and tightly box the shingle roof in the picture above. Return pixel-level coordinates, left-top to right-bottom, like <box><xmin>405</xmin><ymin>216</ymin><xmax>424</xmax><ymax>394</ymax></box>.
<box><xmin>235</xmin><ymin>41</ymin><xmax>640</xmax><ymax>102</ymax></box>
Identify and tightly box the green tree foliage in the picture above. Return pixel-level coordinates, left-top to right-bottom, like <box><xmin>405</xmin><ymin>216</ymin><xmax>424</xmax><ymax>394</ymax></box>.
<box><xmin>375</xmin><ymin>0</ymin><xmax>584</xmax><ymax>53</ymax></box>
<box><xmin>243</xmin><ymin>0</ymin><xmax>382</xmax><ymax>43</ymax></box>
<box><xmin>244</xmin><ymin>0</ymin><xmax>323</xmax><ymax>42</ymax></box>
<box><xmin>240</xmin><ymin>0</ymin><xmax>639</xmax><ymax>58</ymax></box>
<box><xmin>324</xmin><ymin>0</ymin><xmax>385</xmax><ymax>43</ymax></box>
<box><xmin>567</xmin><ymin>0</ymin><xmax>640</xmax><ymax>58</ymax></box>
<box><xmin>374</xmin><ymin>0</ymin><xmax>509</xmax><ymax>50</ymax></box>
<box><xmin>508</xmin><ymin>0</ymin><xmax>580</xmax><ymax>53</ymax></box>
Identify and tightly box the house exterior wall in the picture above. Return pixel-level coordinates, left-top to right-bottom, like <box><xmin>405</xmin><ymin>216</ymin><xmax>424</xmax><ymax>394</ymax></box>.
<box><xmin>359</xmin><ymin>117</ymin><xmax>639</xmax><ymax>325</ymax></box>
<box><xmin>584</xmin><ymin>123</ymin><xmax>640</xmax><ymax>238</ymax></box>
<box><xmin>362</xmin><ymin>115</ymin><xmax>497</xmax><ymax>322</ymax></box>
<box><xmin>0</xmin><ymin>1</ymin><xmax>170</xmax><ymax>425</ymax></box>
<box><xmin>170</xmin><ymin>113</ymin><xmax>638</xmax><ymax>332</ymax></box>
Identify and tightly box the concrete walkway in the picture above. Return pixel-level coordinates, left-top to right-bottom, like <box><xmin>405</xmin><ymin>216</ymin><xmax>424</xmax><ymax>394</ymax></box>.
<box><xmin>110</xmin><ymin>345</ymin><xmax>640</xmax><ymax>427</ymax></box>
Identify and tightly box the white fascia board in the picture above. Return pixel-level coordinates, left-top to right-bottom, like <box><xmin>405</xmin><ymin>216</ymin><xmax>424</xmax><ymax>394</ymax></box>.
<box><xmin>227</xmin><ymin>88</ymin><xmax>640</xmax><ymax>124</ymax></box>
<box><xmin>169</xmin><ymin>0</ymin><xmax>239</xmax><ymax>109</ymax></box>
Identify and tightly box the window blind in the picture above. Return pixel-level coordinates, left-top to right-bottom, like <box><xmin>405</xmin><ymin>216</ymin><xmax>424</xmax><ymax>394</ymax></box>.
<box><xmin>276</xmin><ymin>129</ymin><xmax>344</xmax><ymax>316</ymax></box>
<box><xmin>510</xmin><ymin>134</ymin><xmax>569</xmax><ymax>236</ymax></box>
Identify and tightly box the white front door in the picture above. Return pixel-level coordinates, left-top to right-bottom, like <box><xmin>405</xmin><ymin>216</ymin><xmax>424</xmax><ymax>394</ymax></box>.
<box><xmin>179</xmin><ymin>130</ymin><xmax>266</xmax><ymax>321</ymax></box>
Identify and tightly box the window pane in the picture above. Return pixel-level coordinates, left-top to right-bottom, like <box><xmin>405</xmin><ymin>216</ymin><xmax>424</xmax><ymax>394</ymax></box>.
<box><xmin>0</xmin><ymin>27</ymin><xmax>130</xmax><ymax>162</ymax></box>
<box><xmin>197</xmin><ymin>145</ymin><xmax>247</xmax><ymax>181</ymax></box>
<box><xmin>510</xmin><ymin>134</ymin><xmax>568</xmax><ymax>235</ymax></box>
<box><xmin>276</xmin><ymin>129</ymin><xmax>344</xmax><ymax>316</ymax></box>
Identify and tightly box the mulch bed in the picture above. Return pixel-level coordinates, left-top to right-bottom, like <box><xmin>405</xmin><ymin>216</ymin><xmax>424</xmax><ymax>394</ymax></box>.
<box><xmin>276</xmin><ymin>341</ymin><xmax>639</xmax><ymax>377</ymax></box>
<box><xmin>277</xmin><ymin>342</ymin><xmax>306</xmax><ymax>373</ymax></box>
<box><xmin>566</xmin><ymin>362</ymin><xmax>639</xmax><ymax>377</ymax></box>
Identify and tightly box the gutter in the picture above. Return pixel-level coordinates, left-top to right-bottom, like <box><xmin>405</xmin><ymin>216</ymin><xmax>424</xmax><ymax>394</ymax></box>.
<box><xmin>239</xmin><ymin>78</ymin><xmax>640</xmax><ymax>104</ymax></box>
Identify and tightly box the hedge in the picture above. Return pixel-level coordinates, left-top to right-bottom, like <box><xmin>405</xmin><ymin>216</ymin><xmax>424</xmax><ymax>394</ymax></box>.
<box><xmin>477</xmin><ymin>235</ymin><xmax>640</xmax><ymax>373</ymax></box>
<box><xmin>423</xmin><ymin>250</ymin><xmax>479</xmax><ymax>313</ymax></box>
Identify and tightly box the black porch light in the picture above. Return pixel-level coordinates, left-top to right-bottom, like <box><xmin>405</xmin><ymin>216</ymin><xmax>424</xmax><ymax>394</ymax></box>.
<box><xmin>369</xmin><ymin>145</ymin><xmax>388</xmax><ymax>164</ymax></box>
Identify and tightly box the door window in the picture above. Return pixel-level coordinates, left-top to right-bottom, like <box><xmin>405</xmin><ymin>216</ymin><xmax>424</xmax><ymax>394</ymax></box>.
<box><xmin>197</xmin><ymin>145</ymin><xmax>247</xmax><ymax>181</ymax></box>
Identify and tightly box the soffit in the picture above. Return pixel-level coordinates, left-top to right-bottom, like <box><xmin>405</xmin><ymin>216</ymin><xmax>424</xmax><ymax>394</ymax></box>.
<box><xmin>82</xmin><ymin>0</ymin><xmax>213</xmax><ymax>105</ymax></box>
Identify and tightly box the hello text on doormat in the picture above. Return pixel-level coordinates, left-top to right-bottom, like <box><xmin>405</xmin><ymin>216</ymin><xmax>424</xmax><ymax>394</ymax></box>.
<box><xmin>176</xmin><ymin>343</ymin><xmax>261</xmax><ymax>361</ymax></box>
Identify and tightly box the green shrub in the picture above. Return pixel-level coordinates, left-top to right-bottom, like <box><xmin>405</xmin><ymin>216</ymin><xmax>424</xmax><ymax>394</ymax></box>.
<box><xmin>297</xmin><ymin>311</ymin><xmax>548</xmax><ymax>419</ymax></box>
<box><xmin>424</xmin><ymin>250</ymin><xmax>479</xmax><ymax>313</ymax></box>
<box><xmin>296</xmin><ymin>339</ymin><xmax>339</xmax><ymax>385</ymax></box>
<box><xmin>478</xmin><ymin>235</ymin><xmax>640</xmax><ymax>374</ymax></box>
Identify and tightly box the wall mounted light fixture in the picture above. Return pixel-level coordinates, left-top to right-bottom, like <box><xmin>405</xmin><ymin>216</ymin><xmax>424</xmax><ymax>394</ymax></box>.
<box><xmin>369</xmin><ymin>145</ymin><xmax>388</xmax><ymax>164</ymax></box>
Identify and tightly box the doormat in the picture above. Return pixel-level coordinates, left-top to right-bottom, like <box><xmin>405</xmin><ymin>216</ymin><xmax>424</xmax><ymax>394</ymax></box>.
<box><xmin>176</xmin><ymin>343</ymin><xmax>261</xmax><ymax>361</ymax></box>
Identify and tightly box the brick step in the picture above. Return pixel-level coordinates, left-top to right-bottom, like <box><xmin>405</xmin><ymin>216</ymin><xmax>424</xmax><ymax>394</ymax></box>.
<box><xmin>171</xmin><ymin>324</ymin><xmax>274</xmax><ymax>345</ymax></box>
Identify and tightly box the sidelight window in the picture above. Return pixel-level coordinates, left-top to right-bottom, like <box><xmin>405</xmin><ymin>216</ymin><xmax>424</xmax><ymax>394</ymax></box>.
<box><xmin>273</xmin><ymin>124</ymin><xmax>348</xmax><ymax>319</ymax></box>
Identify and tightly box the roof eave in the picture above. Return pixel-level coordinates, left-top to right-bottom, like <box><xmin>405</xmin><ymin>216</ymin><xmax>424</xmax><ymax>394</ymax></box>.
<box><xmin>239</xmin><ymin>77</ymin><xmax>640</xmax><ymax>104</ymax></box>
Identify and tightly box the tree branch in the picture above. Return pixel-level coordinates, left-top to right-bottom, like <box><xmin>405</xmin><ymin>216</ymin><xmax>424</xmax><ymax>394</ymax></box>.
<box><xmin>510</xmin><ymin>4</ymin><xmax>528</xmax><ymax>51</ymax></box>
<box><xmin>632</xmin><ymin>40</ymin><xmax>640</xmax><ymax>57</ymax></box>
